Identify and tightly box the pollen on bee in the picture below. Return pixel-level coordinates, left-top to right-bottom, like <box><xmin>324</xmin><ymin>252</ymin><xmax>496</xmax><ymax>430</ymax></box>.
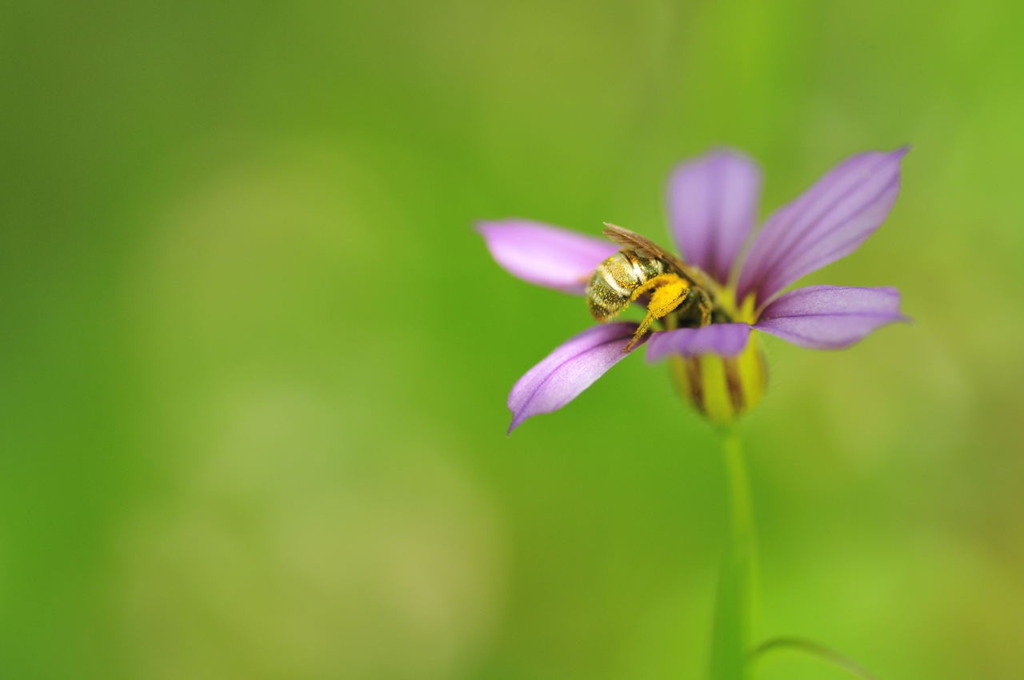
<box><xmin>631</xmin><ymin>274</ymin><xmax>690</xmax><ymax>317</ymax></box>
<box><xmin>625</xmin><ymin>273</ymin><xmax>691</xmax><ymax>351</ymax></box>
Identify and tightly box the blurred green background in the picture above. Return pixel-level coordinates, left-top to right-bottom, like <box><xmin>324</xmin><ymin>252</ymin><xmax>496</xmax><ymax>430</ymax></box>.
<box><xmin>3</xmin><ymin>1</ymin><xmax>1023</xmax><ymax>678</ymax></box>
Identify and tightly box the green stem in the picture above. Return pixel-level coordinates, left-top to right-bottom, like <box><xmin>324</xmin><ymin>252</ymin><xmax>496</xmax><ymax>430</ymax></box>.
<box><xmin>722</xmin><ymin>426</ymin><xmax>756</xmax><ymax>570</ymax></box>
<box><xmin>709</xmin><ymin>426</ymin><xmax>757</xmax><ymax>680</ymax></box>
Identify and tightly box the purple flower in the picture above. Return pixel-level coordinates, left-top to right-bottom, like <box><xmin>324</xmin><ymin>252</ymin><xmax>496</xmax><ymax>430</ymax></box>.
<box><xmin>479</xmin><ymin>149</ymin><xmax>910</xmax><ymax>431</ymax></box>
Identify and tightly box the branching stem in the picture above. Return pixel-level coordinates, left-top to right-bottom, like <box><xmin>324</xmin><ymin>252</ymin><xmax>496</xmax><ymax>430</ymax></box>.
<box><xmin>750</xmin><ymin>636</ymin><xmax>881</xmax><ymax>680</ymax></box>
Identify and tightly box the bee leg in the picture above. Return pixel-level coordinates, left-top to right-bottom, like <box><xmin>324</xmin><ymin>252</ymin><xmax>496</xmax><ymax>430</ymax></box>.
<box><xmin>691</xmin><ymin>287</ymin><xmax>713</xmax><ymax>326</ymax></box>
<box><xmin>625</xmin><ymin>275</ymin><xmax>690</xmax><ymax>351</ymax></box>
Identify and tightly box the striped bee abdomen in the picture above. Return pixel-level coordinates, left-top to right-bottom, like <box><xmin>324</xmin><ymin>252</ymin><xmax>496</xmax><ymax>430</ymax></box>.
<box><xmin>586</xmin><ymin>251</ymin><xmax>666</xmax><ymax>321</ymax></box>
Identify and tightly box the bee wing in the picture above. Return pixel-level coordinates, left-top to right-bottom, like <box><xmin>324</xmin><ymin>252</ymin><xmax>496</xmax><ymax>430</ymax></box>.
<box><xmin>601</xmin><ymin>223</ymin><xmax>712</xmax><ymax>287</ymax></box>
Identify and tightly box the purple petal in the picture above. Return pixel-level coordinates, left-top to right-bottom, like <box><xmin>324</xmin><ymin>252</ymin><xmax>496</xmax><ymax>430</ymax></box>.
<box><xmin>477</xmin><ymin>220</ymin><xmax>619</xmax><ymax>295</ymax></box>
<box><xmin>508</xmin><ymin>322</ymin><xmax>641</xmax><ymax>432</ymax></box>
<box><xmin>645</xmin><ymin>323</ymin><xmax>751</xmax><ymax>361</ymax></box>
<box><xmin>754</xmin><ymin>285</ymin><xmax>908</xmax><ymax>350</ymax></box>
<box><xmin>736</xmin><ymin>148</ymin><xmax>908</xmax><ymax>306</ymax></box>
<box><xmin>667</xmin><ymin>149</ymin><xmax>761</xmax><ymax>284</ymax></box>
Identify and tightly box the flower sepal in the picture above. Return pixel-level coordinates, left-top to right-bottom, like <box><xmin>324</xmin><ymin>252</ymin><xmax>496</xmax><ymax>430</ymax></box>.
<box><xmin>667</xmin><ymin>334</ymin><xmax>768</xmax><ymax>425</ymax></box>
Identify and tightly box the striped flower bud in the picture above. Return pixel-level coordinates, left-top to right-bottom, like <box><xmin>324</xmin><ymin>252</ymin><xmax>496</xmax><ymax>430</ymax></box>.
<box><xmin>667</xmin><ymin>334</ymin><xmax>768</xmax><ymax>425</ymax></box>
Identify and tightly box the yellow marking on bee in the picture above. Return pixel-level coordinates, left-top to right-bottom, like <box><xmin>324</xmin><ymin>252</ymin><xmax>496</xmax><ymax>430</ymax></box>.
<box><xmin>624</xmin><ymin>273</ymin><xmax>690</xmax><ymax>351</ymax></box>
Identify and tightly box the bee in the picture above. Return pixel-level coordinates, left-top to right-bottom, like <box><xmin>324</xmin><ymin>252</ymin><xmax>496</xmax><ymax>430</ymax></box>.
<box><xmin>587</xmin><ymin>223</ymin><xmax>721</xmax><ymax>351</ymax></box>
